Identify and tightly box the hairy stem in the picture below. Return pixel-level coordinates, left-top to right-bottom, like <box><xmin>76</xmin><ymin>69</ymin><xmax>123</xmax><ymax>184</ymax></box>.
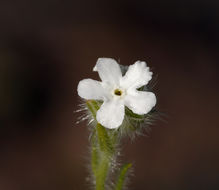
<box><xmin>114</xmin><ymin>163</ymin><xmax>132</xmax><ymax>190</ymax></box>
<box><xmin>87</xmin><ymin>100</ymin><xmax>130</xmax><ymax>190</ymax></box>
<box><xmin>94</xmin><ymin>123</ymin><xmax>114</xmax><ymax>190</ymax></box>
<box><xmin>95</xmin><ymin>154</ymin><xmax>110</xmax><ymax>190</ymax></box>
<box><xmin>91</xmin><ymin>132</ymin><xmax>99</xmax><ymax>177</ymax></box>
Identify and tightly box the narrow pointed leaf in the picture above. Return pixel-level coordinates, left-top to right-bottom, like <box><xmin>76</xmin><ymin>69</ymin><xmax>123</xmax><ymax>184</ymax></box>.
<box><xmin>114</xmin><ymin>163</ymin><xmax>132</xmax><ymax>190</ymax></box>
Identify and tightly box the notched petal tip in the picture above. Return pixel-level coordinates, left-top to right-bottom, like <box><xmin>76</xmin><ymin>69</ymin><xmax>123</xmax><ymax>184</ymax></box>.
<box><xmin>135</xmin><ymin>60</ymin><xmax>153</xmax><ymax>76</ymax></box>
<box><xmin>93</xmin><ymin>57</ymin><xmax>122</xmax><ymax>84</ymax></box>
<box><xmin>93</xmin><ymin>65</ymin><xmax>97</xmax><ymax>72</ymax></box>
<box><xmin>93</xmin><ymin>58</ymin><xmax>117</xmax><ymax>71</ymax></box>
<box><xmin>135</xmin><ymin>60</ymin><xmax>146</xmax><ymax>66</ymax></box>
<box><xmin>120</xmin><ymin>60</ymin><xmax>153</xmax><ymax>90</ymax></box>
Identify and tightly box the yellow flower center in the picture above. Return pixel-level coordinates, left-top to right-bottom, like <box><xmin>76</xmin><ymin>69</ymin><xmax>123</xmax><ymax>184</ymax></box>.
<box><xmin>114</xmin><ymin>89</ymin><xmax>122</xmax><ymax>96</ymax></box>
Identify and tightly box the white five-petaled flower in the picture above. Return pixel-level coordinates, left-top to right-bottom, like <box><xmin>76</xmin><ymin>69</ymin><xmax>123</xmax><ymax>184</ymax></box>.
<box><xmin>77</xmin><ymin>58</ymin><xmax>156</xmax><ymax>129</ymax></box>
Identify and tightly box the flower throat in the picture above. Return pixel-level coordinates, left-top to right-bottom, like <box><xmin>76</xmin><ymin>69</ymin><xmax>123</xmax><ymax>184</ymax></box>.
<box><xmin>114</xmin><ymin>89</ymin><xmax>122</xmax><ymax>96</ymax></box>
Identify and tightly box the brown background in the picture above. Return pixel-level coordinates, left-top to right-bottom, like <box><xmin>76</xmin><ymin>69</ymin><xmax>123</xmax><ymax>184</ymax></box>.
<box><xmin>0</xmin><ymin>0</ymin><xmax>219</xmax><ymax>189</ymax></box>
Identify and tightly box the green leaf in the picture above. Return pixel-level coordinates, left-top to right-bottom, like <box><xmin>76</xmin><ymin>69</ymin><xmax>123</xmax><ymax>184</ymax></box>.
<box><xmin>86</xmin><ymin>100</ymin><xmax>101</xmax><ymax>119</ymax></box>
<box><xmin>114</xmin><ymin>163</ymin><xmax>132</xmax><ymax>190</ymax></box>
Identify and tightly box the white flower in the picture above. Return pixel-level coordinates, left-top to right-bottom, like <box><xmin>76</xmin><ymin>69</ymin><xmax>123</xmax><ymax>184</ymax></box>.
<box><xmin>77</xmin><ymin>58</ymin><xmax>156</xmax><ymax>129</ymax></box>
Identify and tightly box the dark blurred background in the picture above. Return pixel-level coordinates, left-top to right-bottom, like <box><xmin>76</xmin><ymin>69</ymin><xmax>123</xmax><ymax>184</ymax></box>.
<box><xmin>0</xmin><ymin>0</ymin><xmax>219</xmax><ymax>189</ymax></box>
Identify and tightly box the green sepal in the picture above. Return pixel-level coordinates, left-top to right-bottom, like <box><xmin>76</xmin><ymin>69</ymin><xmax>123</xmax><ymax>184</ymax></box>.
<box><xmin>86</xmin><ymin>100</ymin><xmax>102</xmax><ymax>120</ymax></box>
<box><xmin>125</xmin><ymin>107</ymin><xmax>145</xmax><ymax>120</ymax></box>
<box><xmin>96</xmin><ymin>123</ymin><xmax>114</xmax><ymax>156</ymax></box>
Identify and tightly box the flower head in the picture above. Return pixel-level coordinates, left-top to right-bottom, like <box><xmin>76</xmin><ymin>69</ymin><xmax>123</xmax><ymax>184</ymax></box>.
<box><xmin>77</xmin><ymin>58</ymin><xmax>156</xmax><ymax>129</ymax></box>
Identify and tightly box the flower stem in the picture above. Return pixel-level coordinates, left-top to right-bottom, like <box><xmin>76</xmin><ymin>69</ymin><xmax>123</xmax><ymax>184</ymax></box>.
<box><xmin>94</xmin><ymin>123</ymin><xmax>114</xmax><ymax>190</ymax></box>
<box><xmin>95</xmin><ymin>153</ymin><xmax>109</xmax><ymax>190</ymax></box>
<box><xmin>91</xmin><ymin>132</ymin><xmax>99</xmax><ymax>177</ymax></box>
<box><xmin>87</xmin><ymin>100</ymin><xmax>131</xmax><ymax>190</ymax></box>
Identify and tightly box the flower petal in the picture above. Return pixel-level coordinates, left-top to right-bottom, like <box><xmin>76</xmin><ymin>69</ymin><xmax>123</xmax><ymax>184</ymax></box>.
<box><xmin>93</xmin><ymin>58</ymin><xmax>122</xmax><ymax>84</ymax></box>
<box><xmin>77</xmin><ymin>79</ymin><xmax>106</xmax><ymax>100</ymax></box>
<box><xmin>96</xmin><ymin>100</ymin><xmax>124</xmax><ymax>129</ymax></box>
<box><xmin>120</xmin><ymin>61</ymin><xmax>152</xmax><ymax>90</ymax></box>
<box><xmin>124</xmin><ymin>90</ymin><xmax>156</xmax><ymax>115</ymax></box>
